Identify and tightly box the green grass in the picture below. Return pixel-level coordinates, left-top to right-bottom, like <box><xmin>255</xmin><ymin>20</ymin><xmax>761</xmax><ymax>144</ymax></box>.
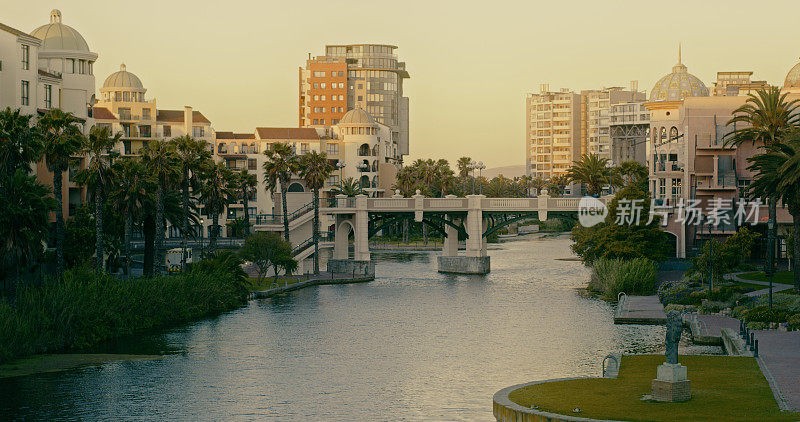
<box><xmin>721</xmin><ymin>281</ymin><xmax>771</xmax><ymax>291</ymax></box>
<box><xmin>246</xmin><ymin>276</ymin><xmax>301</xmax><ymax>291</ymax></box>
<box><xmin>739</xmin><ymin>271</ymin><xmax>794</xmax><ymax>285</ymax></box>
<box><xmin>508</xmin><ymin>355</ymin><xmax>799</xmax><ymax>422</ymax></box>
<box><xmin>0</xmin><ymin>353</ymin><xmax>163</xmax><ymax>379</ymax></box>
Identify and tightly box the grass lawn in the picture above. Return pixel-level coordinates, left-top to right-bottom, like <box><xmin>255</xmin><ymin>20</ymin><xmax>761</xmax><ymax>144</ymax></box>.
<box><xmin>246</xmin><ymin>276</ymin><xmax>302</xmax><ymax>291</ymax></box>
<box><xmin>739</xmin><ymin>271</ymin><xmax>794</xmax><ymax>285</ymax></box>
<box><xmin>721</xmin><ymin>281</ymin><xmax>772</xmax><ymax>291</ymax></box>
<box><xmin>508</xmin><ymin>355</ymin><xmax>800</xmax><ymax>422</ymax></box>
<box><xmin>0</xmin><ymin>354</ymin><xmax>163</xmax><ymax>379</ymax></box>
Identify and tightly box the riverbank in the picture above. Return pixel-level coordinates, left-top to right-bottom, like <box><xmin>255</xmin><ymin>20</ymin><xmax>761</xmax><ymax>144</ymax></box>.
<box><xmin>253</xmin><ymin>271</ymin><xmax>374</xmax><ymax>298</ymax></box>
<box><xmin>0</xmin><ymin>266</ymin><xmax>248</xmax><ymax>365</ymax></box>
<box><xmin>0</xmin><ymin>353</ymin><xmax>164</xmax><ymax>379</ymax></box>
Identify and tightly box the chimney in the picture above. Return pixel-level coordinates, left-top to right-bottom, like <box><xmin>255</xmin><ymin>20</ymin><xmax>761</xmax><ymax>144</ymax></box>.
<box><xmin>539</xmin><ymin>83</ymin><xmax>549</xmax><ymax>93</ymax></box>
<box><xmin>630</xmin><ymin>80</ymin><xmax>639</xmax><ymax>92</ymax></box>
<box><xmin>184</xmin><ymin>106</ymin><xmax>193</xmax><ymax>136</ymax></box>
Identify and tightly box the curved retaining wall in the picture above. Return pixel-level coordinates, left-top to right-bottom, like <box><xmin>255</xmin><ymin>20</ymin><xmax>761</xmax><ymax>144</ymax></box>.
<box><xmin>493</xmin><ymin>378</ymin><xmax>627</xmax><ymax>422</ymax></box>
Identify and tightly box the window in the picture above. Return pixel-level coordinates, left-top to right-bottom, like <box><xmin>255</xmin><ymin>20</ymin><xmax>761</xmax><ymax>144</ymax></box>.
<box><xmin>67</xmin><ymin>59</ymin><xmax>75</xmax><ymax>73</ymax></box>
<box><xmin>313</xmin><ymin>71</ymin><xmax>325</xmax><ymax>77</ymax></box>
<box><xmin>142</xmin><ymin>108</ymin><xmax>151</xmax><ymax>120</ymax></box>
<box><xmin>193</xmin><ymin>126</ymin><xmax>205</xmax><ymax>137</ymax></box>
<box><xmin>88</xmin><ymin>61</ymin><xmax>93</xmax><ymax>75</ymax></box>
<box><xmin>326</xmin><ymin>143</ymin><xmax>339</xmax><ymax>155</ymax></box>
<box><xmin>313</xmin><ymin>119</ymin><xmax>319</xmax><ymax>125</ymax></box>
<box><xmin>320</xmin><ymin>119</ymin><xmax>325</xmax><ymax>124</ymax></box>
<box><xmin>658</xmin><ymin>178</ymin><xmax>666</xmax><ymax>198</ymax></box>
<box><xmin>79</xmin><ymin>60</ymin><xmax>86</xmax><ymax>74</ymax></box>
<box><xmin>20</xmin><ymin>80</ymin><xmax>29</xmax><ymax>105</ymax></box>
<box><xmin>21</xmin><ymin>45</ymin><xmax>29</xmax><ymax>70</ymax></box>
<box><xmin>313</xmin><ymin>83</ymin><xmax>319</xmax><ymax>89</ymax></box>
<box><xmin>248</xmin><ymin>159</ymin><xmax>257</xmax><ymax>170</ymax></box>
<box><xmin>669</xmin><ymin>126</ymin><xmax>678</xmax><ymax>141</ymax></box>
<box><xmin>671</xmin><ymin>179</ymin><xmax>682</xmax><ymax>202</ymax></box>
<box><xmin>44</xmin><ymin>84</ymin><xmax>52</xmax><ymax>108</ymax></box>
<box><xmin>301</xmin><ymin>143</ymin><xmax>310</xmax><ymax>154</ymax></box>
<box><xmin>163</xmin><ymin>125</ymin><xmax>171</xmax><ymax>137</ymax></box>
<box><xmin>321</xmin><ymin>95</ymin><xmax>326</xmax><ymax>101</ymax></box>
<box><xmin>139</xmin><ymin>125</ymin><xmax>151</xmax><ymax>138</ymax></box>
<box><xmin>321</xmin><ymin>83</ymin><xmax>326</xmax><ymax>88</ymax></box>
<box><xmin>313</xmin><ymin>95</ymin><xmax>319</xmax><ymax>101</ymax></box>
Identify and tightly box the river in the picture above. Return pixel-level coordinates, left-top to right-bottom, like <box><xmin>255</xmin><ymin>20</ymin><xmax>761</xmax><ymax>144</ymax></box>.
<box><xmin>0</xmin><ymin>238</ymin><xmax>716</xmax><ymax>421</ymax></box>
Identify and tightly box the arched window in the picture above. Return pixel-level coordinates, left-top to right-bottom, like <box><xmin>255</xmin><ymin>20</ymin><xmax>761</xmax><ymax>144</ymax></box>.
<box><xmin>669</xmin><ymin>127</ymin><xmax>678</xmax><ymax>142</ymax></box>
<box><xmin>660</xmin><ymin>127</ymin><xmax>667</xmax><ymax>142</ymax></box>
<box><xmin>232</xmin><ymin>143</ymin><xmax>238</xmax><ymax>154</ymax></box>
<box><xmin>287</xmin><ymin>182</ymin><xmax>305</xmax><ymax>192</ymax></box>
<box><xmin>217</xmin><ymin>143</ymin><xmax>227</xmax><ymax>154</ymax></box>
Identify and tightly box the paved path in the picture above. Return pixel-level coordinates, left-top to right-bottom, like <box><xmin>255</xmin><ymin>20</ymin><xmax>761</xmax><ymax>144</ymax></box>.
<box><xmin>614</xmin><ymin>295</ymin><xmax>667</xmax><ymax>324</ymax></box>
<box><xmin>692</xmin><ymin>314</ymin><xmax>740</xmax><ymax>338</ymax></box>
<box><xmin>726</xmin><ymin>272</ymin><xmax>794</xmax><ymax>297</ymax></box>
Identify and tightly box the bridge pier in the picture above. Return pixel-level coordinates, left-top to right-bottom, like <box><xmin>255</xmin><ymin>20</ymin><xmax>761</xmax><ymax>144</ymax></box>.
<box><xmin>438</xmin><ymin>195</ymin><xmax>490</xmax><ymax>275</ymax></box>
<box><xmin>330</xmin><ymin>194</ymin><xmax>373</xmax><ymax>276</ymax></box>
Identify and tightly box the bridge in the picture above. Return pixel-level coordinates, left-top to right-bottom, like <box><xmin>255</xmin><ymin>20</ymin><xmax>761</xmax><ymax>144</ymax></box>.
<box><xmin>319</xmin><ymin>190</ymin><xmax>611</xmax><ymax>275</ymax></box>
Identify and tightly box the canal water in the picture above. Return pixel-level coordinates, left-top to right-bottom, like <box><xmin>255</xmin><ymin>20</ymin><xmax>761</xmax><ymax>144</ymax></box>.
<box><xmin>0</xmin><ymin>238</ymin><xmax>717</xmax><ymax>421</ymax></box>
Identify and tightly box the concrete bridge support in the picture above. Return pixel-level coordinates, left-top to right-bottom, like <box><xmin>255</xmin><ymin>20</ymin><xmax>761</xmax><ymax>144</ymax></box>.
<box><xmin>437</xmin><ymin>195</ymin><xmax>490</xmax><ymax>274</ymax></box>
<box><xmin>330</xmin><ymin>195</ymin><xmax>374</xmax><ymax>276</ymax></box>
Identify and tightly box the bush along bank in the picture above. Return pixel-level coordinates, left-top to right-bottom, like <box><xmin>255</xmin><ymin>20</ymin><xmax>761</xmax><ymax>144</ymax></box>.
<box><xmin>0</xmin><ymin>253</ymin><xmax>249</xmax><ymax>364</ymax></box>
<box><xmin>587</xmin><ymin>257</ymin><xmax>657</xmax><ymax>300</ymax></box>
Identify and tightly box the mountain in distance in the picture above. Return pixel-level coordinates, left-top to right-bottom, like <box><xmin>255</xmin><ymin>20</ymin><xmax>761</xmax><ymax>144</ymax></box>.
<box><xmin>481</xmin><ymin>165</ymin><xmax>526</xmax><ymax>180</ymax></box>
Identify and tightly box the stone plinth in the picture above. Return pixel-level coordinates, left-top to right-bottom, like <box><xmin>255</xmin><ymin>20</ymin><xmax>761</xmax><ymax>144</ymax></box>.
<box><xmin>437</xmin><ymin>256</ymin><xmax>490</xmax><ymax>274</ymax></box>
<box><xmin>651</xmin><ymin>363</ymin><xmax>691</xmax><ymax>402</ymax></box>
<box><xmin>327</xmin><ymin>259</ymin><xmax>375</xmax><ymax>276</ymax></box>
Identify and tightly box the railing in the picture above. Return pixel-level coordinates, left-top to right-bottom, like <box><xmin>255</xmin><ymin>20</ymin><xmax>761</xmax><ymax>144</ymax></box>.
<box><xmin>717</xmin><ymin>172</ymin><xmax>737</xmax><ymax>188</ymax></box>
<box><xmin>292</xmin><ymin>231</ymin><xmax>334</xmax><ymax>257</ymax></box>
<box><xmin>129</xmin><ymin>237</ymin><xmax>244</xmax><ymax>250</ymax></box>
<box><xmin>253</xmin><ymin>201</ymin><xmax>314</xmax><ymax>225</ymax></box>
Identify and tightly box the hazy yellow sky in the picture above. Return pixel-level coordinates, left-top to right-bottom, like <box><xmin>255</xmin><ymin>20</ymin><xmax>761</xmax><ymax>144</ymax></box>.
<box><xmin>6</xmin><ymin>0</ymin><xmax>800</xmax><ymax>169</ymax></box>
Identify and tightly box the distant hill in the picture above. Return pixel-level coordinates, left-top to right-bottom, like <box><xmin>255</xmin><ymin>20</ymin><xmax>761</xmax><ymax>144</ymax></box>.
<box><xmin>481</xmin><ymin>165</ymin><xmax>526</xmax><ymax>180</ymax></box>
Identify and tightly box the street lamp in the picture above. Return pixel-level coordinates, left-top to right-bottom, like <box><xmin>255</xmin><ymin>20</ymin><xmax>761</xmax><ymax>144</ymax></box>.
<box><xmin>199</xmin><ymin>218</ymin><xmax>205</xmax><ymax>260</ymax></box>
<box><xmin>476</xmin><ymin>161</ymin><xmax>486</xmax><ymax>195</ymax></box>
<box><xmin>336</xmin><ymin>161</ymin><xmax>346</xmax><ymax>184</ymax></box>
<box><xmin>357</xmin><ymin>162</ymin><xmax>368</xmax><ymax>195</ymax></box>
<box><xmin>469</xmin><ymin>161</ymin><xmax>477</xmax><ymax>194</ymax></box>
<box><xmin>767</xmin><ymin>218</ymin><xmax>775</xmax><ymax>309</ymax></box>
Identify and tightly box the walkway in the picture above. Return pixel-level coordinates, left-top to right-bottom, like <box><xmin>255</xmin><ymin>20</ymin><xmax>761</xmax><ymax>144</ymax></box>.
<box><xmin>614</xmin><ymin>295</ymin><xmax>667</xmax><ymax>324</ymax></box>
<box><xmin>726</xmin><ymin>272</ymin><xmax>795</xmax><ymax>297</ymax></box>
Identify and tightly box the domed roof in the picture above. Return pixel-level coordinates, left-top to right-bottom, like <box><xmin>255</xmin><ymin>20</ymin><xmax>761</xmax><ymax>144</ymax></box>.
<box><xmin>650</xmin><ymin>46</ymin><xmax>709</xmax><ymax>102</ymax></box>
<box><xmin>101</xmin><ymin>64</ymin><xmax>145</xmax><ymax>92</ymax></box>
<box><xmin>30</xmin><ymin>10</ymin><xmax>91</xmax><ymax>52</ymax></box>
<box><xmin>784</xmin><ymin>59</ymin><xmax>800</xmax><ymax>89</ymax></box>
<box><xmin>338</xmin><ymin>107</ymin><xmax>376</xmax><ymax>126</ymax></box>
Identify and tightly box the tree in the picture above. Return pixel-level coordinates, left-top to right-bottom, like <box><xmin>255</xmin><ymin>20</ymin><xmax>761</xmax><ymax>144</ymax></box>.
<box><xmin>63</xmin><ymin>204</ymin><xmax>96</xmax><ymax>269</ymax></box>
<box><xmin>566</xmin><ymin>153</ymin><xmax>618</xmax><ymax>196</ymax></box>
<box><xmin>299</xmin><ymin>151</ymin><xmax>333</xmax><ymax>274</ymax></box>
<box><xmin>529</xmin><ymin>175</ymin><xmax>546</xmax><ymax>196</ymax></box>
<box><xmin>239</xmin><ymin>232</ymin><xmax>296</xmax><ymax>284</ymax></box>
<box><xmin>0</xmin><ymin>107</ymin><xmax>42</xmax><ymax>177</ymax></box>
<box><xmin>263</xmin><ymin>142</ymin><xmax>299</xmax><ymax>242</ymax></box>
<box><xmin>330</xmin><ymin>177</ymin><xmax>360</xmax><ymax>197</ymax></box>
<box><xmin>39</xmin><ymin>109</ymin><xmax>85</xmax><ymax>274</ymax></box>
<box><xmin>571</xmin><ymin>184</ymin><xmax>672</xmax><ymax>263</ymax></box>
<box><xmin>141</xmin><ymin>140</ymin><xmax>179</xmax><ymax>275</ymax></box>
<box><xmin>748</xmin><ymin>134</ymin><xmax>800</xmax><ymax>291</ymax></box>
<box><xmin>234</xmin><ymin>169</ymin><xmax>258</xmax><ymax>237</ymax></box>
<box><xmin>726</xmin><ymin>87</ymin><xmax>800</xmax><ymax>289</ymax></box>
<box><xmin>456</xmin><ymin>156</ymin><xmax>472</xmax><ymax>178</ymax></box>
<box><xmin>74</xmin><ymin>125</ymin><xmax>120</xmax><ymax>270</ymax></box>
<box><xmin>615</xmin><ymin>160</ymin><xmax>649</xmax><ymax>189</ymax></box>
<box><xmin>109</xmin><ymin>158</ymin><xmax>154</xmax><ymax>277</ymax></box>
<box><xmin>546</xmin><ymin>175</ymin><xmax>570</xmax><ymax>197</ymax></box>
<box><xmin>0</xmin><ymin>169</ymin><xmax>55</xmax><ymax>292</ymax></box>
<box><xmin>199</xmin><ymin>161</ymin><xmax>235</xmax><ymax>249</ymax></box>
<box><xmin>172</xmin><ymin>135</ymin><xmax>211</xmax><ymax>269</ymax></box>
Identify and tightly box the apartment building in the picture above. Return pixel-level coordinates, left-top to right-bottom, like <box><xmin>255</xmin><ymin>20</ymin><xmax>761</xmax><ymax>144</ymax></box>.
<box><xmin>609</xmin><ymin>101</ymin><xmax>650</xmax><ymax>165</ymax></box>
<box><xmin>525</xmin><ymin>85</ymin><xmax>581</xmax><ymax>180</ymax></box>
<box><xmin>580</xmin><ymin>84</ymin><xmax>645</xmax><ymax>160</ymax></box>
<box><xmin>712</xmin><ymin>71</ymin><xmax>769</xmax><ymax>97</ymax></box>
<box><xmin>299</xmin><ymin>44</ymin><xmax>410</xmax><ymax>159</ymax></box>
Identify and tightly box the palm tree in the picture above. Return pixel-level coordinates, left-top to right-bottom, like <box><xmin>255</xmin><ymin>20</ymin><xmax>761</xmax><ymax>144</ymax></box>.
<box><xmin>748</xmin><ymin>133</ymin><xmax>800</xmax><ymax>292</ymax></box>
<box><xmin>141</xmin><ymin>140</ymin><xmax>179</xmax><ymax>275</ymax></box>
<box><xmin>74</xmin><ymin>126</ymin><xmax>121</xmax><ymax>270</ymax></box>
<box><xmin>299</xmin><ymin>151</ymin><xmax>333</xmax><ymax>274</ymax></box>
<box><xmin>39</xmin><ymin>109</ymin><xmax>85</xmax><ymax>274</ymax></box>
<box><xmin>263</xmin><ymin>143</ymin><xmax>299</xmax><ymax>242</ymax></box>
<box><xmin>456</xmin><ymin>156</ymin><xmax>472</xmax><ymax>178</ymax></box>
<box><xmin>330</xmin><ymin>177</ymin><xmax>361</xmax><ymax>197</ymax></box>
<box><xmin>529</xmin><ymin>175</ymin><xmax>546</xmax><ymax>196</ymax></box>
<box><xmin>172</xmin><ymin>135</ymin><xmax>211</xmax><ymax>269</ymax></box>
<box><xmin>546</xmin><ymin>175</ymin><xmax>570</xmax><ymax>197</ymax></box>
<box><xmin>392</xmin><ymin>166</ymin><xmax>418</xmax><ymax>243</ymax></box>
<box><xmin>615</xmin><ymin>160</ymin><xmax>649</xmax><ymax>188</ymax></box>
<box><xmin>726</xmin><ymin>87</ymin><xmax>800</xmax><ymax>284</ymax></box>
<box><xmin>199</xmin><ymin>161</ymin><xmax>236</xmax><ymax>249</ymax></box>
<box><xmin>566</xmin><ymin>153</ymin><xmax>617</xmax><ymax>196</ymax></box>
<box><xmin>235</xmin><ymin>169</ymin><xmax>258</xmax><ymax>237</ymax></box>
<box><xmin>0</xmin><ymin>107</ymin><xmax>42</xmax><ymax>177</ymax></box>
<box><xmin>109</xmin><ymin>158</ymin><xmax>153</xmax><ymax>278</ymax></box>
<box><xmin>0</xmin><ymin>170</ymin><xmax>56</xmax><ymax>292</ymax></box>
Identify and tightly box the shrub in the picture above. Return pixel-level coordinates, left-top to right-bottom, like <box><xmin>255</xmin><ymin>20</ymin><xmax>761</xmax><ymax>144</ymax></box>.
<box><xmin>699</xmin><ymin>300</ymin><xmax>728</xmax><ymax>314</ymax></box>
<box><xmin>0</xmin><ymin>264</ymin><xmax>248</xmax><ymax>364</ymax></box>
<box><xmin>658</xmin><ymin>280</ymin><xmax>699</xmax><ymax>305</ymax></box>
<box><xmin>665</xmin><ymin>304</ymin><xmax>697</xmax><ymax>313</ymax></box>
<box><xmin>744</xmin><ymin>306</ymin><xmax>788</xmax><ymax>323</ymax></box>
<box><xmin>588</xmin><ymin>257</ymin><xmax>657</xmax><ymax>299</ymax></box>
<box><xmin>788</xmin><ymin>314</ymin><xmax>800</xmax><ymax>330</ymax></box>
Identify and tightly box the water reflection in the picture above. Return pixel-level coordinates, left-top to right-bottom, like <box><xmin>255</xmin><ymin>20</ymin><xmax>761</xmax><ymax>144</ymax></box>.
<box><xmin>0</xmin><ymin>239</ymin><xmax>719</xmax><ymax>421</ymax></box>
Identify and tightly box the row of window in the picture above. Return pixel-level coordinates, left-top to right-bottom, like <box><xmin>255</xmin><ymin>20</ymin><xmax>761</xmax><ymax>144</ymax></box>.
<box><xmin>312</xmin><ymin>71</ymin><xmax>345</xmax><ymax>77</ymax></box>
<box><xmin>313</xmin><ymin>95</ymin><xmax>345</xmax><ymax>101</ymax></box>
<box><xmin>312</xmin><ymin>107</ymin><xmax>346</xmax><ymax>113</ymax></box>
<box><xmin>312</xmin><ymin>82</ymin><xmax>345</xmax><ymax>89</ymax></box>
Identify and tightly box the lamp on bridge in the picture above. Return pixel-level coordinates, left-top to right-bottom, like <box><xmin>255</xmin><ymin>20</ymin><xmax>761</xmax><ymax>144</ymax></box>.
<box><xmin>336</xmin><ymin>161</ymin><xmax>346</xmax><ymax>186</ymax></box>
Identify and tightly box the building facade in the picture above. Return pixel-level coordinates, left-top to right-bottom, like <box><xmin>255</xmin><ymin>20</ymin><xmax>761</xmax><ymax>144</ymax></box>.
<box><xmin>712</xmin><ymin>71</ymin><xmax>769</xmax><ymax>97</ymax></box>
<box><xmin>580</xmin><ymin>84</ymin><xmax>646</xmax><ymax>161</ymax></box>
<box><xmin>525</xmin><ymin>85</ymin><xmax>581</xmax><ymax>180</ymax></box>
<box><xmin>299</xmin><ymin>44</ymin><xmax>410</xmax><ymax>158</ymax></box>
<box><xmin>609</xmin><ymin>101</ymin><xmax>650</xmax><ymax>165</ymax></box>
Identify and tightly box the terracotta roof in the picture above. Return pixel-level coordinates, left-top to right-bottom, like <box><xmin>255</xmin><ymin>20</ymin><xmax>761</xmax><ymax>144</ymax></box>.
<box><xmin>0</xmin><ymin>22</ymin><xmax>40</xmax><ymax>43</ymax></box>
<box><xmin>156</xmin><ymin>109</ymin><xmax>211</xmax><ymax>124</ymax></box>
<box><xmin>256</xmin><ymin>127</ymin><xmax>319</xmax><ymax>140</ymax></box>
<box><xmin>215</xmin><ymin>131</ymin><xmax>255</xmax><ymax>140</ymax></box>
<box><xmin>38</xmin><ymin>69</ymin><xmax>61</xmax><ymax>79</ymax></box>
<box><xmin>92</xmin><ymin>107</ymin><xmax>117</xmax><ymax>120</ymax></box>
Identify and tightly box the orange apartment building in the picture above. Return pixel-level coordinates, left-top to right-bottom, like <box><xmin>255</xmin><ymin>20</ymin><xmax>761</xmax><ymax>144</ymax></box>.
<box><xmin>298</xmin><ymin>56</ymin><xmax>348</xmax><ymax>127</ymax></box>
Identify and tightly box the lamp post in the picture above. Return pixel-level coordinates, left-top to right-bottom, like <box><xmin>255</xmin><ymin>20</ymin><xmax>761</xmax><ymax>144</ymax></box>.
<box><xmin>336</xmin><ymin>161</ymin><xmax>346</xmax><ymax>184</ymax></box>
<box><xmin>476</xmin><ymin>161</ymin><xmax>486</xmax><ymax>195</ymax></box>
<box><xmin>199</xmin><ymin>218</ymin><xmax>205</xmax><ymax>260</ymax></box>
<box><xmin>357</xmin><ymin>162</ymin><xmax>368</xmax><ymax>195</ymax></box>
<box><xmin>767</xmin><ymin>218</ymin><xmax>775</xmax><ymax>309</ymax></box>
<box><xmin>469</xmin><ymin>161</ymin><xmax>477</xmax><ymax>194</ymax></box>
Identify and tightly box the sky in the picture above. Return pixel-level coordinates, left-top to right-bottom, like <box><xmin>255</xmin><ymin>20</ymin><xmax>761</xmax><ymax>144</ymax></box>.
<box><xmin>5</xmin><ymin>0</ymin><xmax>800</xmax><ymax>169</ymax></box>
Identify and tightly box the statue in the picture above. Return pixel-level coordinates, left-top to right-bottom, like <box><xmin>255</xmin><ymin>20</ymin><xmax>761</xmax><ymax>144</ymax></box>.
<box><xmin>665</xmin><ymin>310</ymin><xmax>682</xmax><ymax>364</ymax></box>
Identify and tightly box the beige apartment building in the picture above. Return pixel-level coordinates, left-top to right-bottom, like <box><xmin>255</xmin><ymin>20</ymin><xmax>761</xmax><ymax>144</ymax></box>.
<box><xmin>580</xmin><ymin>84</ymin><xmax>646</xmax><ymax>161</ymax></box>
<box><xmin>525</xmin><ymin>85</ymin><xmax>581</xmax><ymax>180</ymax></box>
<box><xmin>712</xmin><ymin>71</ymin><xmax>770</xmax><ymax>97</ymax></box>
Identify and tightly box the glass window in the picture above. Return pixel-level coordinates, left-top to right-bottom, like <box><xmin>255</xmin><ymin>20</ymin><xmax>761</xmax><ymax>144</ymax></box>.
<box><xmin>44</xmin><ymin>84</ymin><xmax>52</xmax><ymax>108</ymax></box>
<box><xmin>21</xmin><ymin>45</ymin><xmax>29</xmax><ymax>70</ymax></box>
<box><xmin>193</xmin><ymin>126</ymin><xmax>205</xmax><ymax>137</ymax></box>
<box><xmin>163</xmin><ymin>125</ymin><xmax>171</xmax><ymax>137</ymax></box>
<box><xmin>20</xmin><ymin>80</ymin><xmax>29</xmax><ymax>105</ymax></box>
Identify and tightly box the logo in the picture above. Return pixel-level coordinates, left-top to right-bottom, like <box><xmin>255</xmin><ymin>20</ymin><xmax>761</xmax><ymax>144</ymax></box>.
<box><xmin>578</xmin><ymin>196</ymin><xmax>608</xmax><ymax>227</ymax></box>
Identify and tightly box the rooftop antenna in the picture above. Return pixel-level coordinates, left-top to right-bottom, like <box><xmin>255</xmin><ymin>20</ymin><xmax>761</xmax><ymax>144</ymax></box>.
<box><xmin>678</xmin><ymin>42</ymin><xmax>682</xmax><ymax>65</ymax></box>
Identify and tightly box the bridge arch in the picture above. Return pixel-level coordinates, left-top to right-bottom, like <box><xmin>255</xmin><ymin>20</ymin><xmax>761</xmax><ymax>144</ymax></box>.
<box><xmin>334</xmin><ymin>218</ymin><xmax>356</xmax><ymax>259</ymax></box>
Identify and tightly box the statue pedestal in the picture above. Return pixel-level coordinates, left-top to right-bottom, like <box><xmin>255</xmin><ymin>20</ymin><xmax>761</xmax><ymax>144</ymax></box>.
<box><xmin>651</xmin><ymin>363</ymin><xmax>691</xmax><ymax>402</ymax></box>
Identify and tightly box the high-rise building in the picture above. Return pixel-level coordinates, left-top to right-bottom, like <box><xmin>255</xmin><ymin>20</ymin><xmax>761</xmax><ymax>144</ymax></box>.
<box><xmin>525</xmin><ymin>85</ymin><xmax>581</xmax><ymax>180</ymax></box>
<box><xmin>712</xmin><ymin>71</ymin><xmax>769</xmax><ymax>97</ymax></box>
<box><xmin>580</xmin><ymin>84</ymin><xmax>646</xmax><ymax>160</ymax></box>
<box><xmin>609</xmin><ymin>101</ymin><xmax>650</xmax><ymax>165</ymax></box>
<box><xmin>299</xmin><ymin>44</ymin><xmax>410</xmax><ymax>159</ymax></box>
